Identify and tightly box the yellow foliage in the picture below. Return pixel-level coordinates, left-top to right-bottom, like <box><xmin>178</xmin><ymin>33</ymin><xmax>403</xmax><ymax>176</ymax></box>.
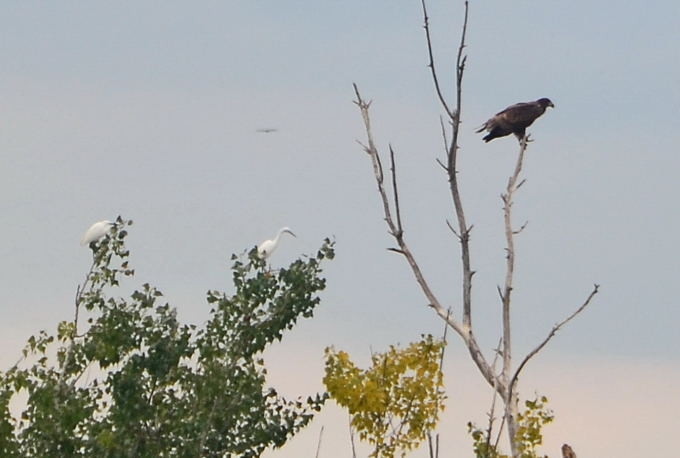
<box><xmin>324</xmin><ymin>335</ymin><xmax>446</xmax><ymax>458</ymax></box>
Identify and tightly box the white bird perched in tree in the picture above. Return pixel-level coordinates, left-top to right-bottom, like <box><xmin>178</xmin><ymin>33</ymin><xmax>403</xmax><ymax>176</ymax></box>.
<box><xmin>80</xmin><ymin>220</ymin><xmax>114</xmax><ymax>249</ymax></box>
<box><xmin>257</xmin><ymin>227</ymin><xmax>296</xmax><ymax>259</ymax></box>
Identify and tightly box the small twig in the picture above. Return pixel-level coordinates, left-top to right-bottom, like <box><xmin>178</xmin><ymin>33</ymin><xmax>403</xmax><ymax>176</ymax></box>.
<box><xmin>493</xmin><ymin>413</ymin><xmax>507</xmax><ymax>452</ymax></box>
<box><xmin>439</xmin><ymin>115</ymin><xmax>450</xmax><ymax>150</ymax></box>
<box><xmin>58</xmin><ymin>257</ymin><xmax>97</xmax><ymax>388</ymax></box>
<box><xmin>421</xmin><ymin>0</ymin><xmax>454</xmax><ymax>118</ymax></box>
<box><xmin>446</xmin><ymin>219</ymin><xmax>460</xmax><ymax>239</ymax></box>
<box><xmin>513</xmin><ymin>221</ymin><xmax>529</xmax><ymax>235</ymax></box>
<box><xmin>427</xmin><ymin>433</ymin><xmax>435</xmax><ymax>458</ymax></box>
<box><xmin>349</xmin><ymin>415</ymin><xmax>357</xmax><ymax>458</ymax></box>
<box><xmin>389</xmin><ymin>145</ymin><xmax>404</xmax><ymax>236</ymax></box>
<box><xmin>315</xmin><ymin>425</ymin><xmax>324</xmax><ymax>458</ymax></box>
<box><xmin>74</xmin><ymin>257</ymin><xmax>97</xmax><ymax>334</ymax></box>
<box><xmin>437</xmin><ymin>116</ymin><xmax>450</xmax><ymax>171</ymax></box>
<box><xmin>355</xmin><ymin>139</ymin><xmax>371</xmax><ymax>155</ymax></box>
<box><xmin>438</xmin><ymin>308</ymin><xmax>451</xmax><ymax>373</ymax></box>
<box><xmin>485</xmin><ymin>337</ymin><xmax>503</xmax><ymax>453</ymax></box>
<box><xmin>516</xmin><ymin>178</ymin><xmax>527</xmax><ymax>190</ymax></box>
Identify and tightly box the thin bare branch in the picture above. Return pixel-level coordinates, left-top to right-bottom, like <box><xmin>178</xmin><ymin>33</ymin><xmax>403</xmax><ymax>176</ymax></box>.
<box><xmin>438</xmin><ymin>308</ymin><xmax>451</xmax><ymax>371</ymax></box>
<box><xmin>348</xmin><ymin>416</ymin><xmax>357</xmax><ymax>458</ymax></box>
<box><xmin>486</xmin><ymin>337</ymin><xmax>503</xmax><ymax>454</ymax></box>
<box><xmin>389</xmin><ymin>145</ymin><xmax>404</xmax><ymax>236</ymax></box>
<box><xmin>436</xmin><ymin>116</ymin><xmax>451</xmax><ymax>172</ymax></box>
<box><xmin>74</xmin><ymin>257</ymin><xmax>97</xmax><ymax>333</ymax></box>
<box><xmin>496</xmin><ymin>285</ymin><xmax>504</xmax><ymax>302</ymax></box>
<box><xmin>56</xmin><ymin>257</ymin><xmax>98</xmax><ymax>387</ymax></box>
<box><xmin>493</xmin><ymin>413</ymin><xmax>507</xmax><ymax>452</ymax></box>
<box><xmin>516</xmin><ymin>178</ymin><xmax>527</xmax><ymax>190</ymax></box>
<box><xmin>427</xmin><ymin>433</ymin><xmax>440</xmax><ymax>458</ymax></box>
<box><xmin>501</xmin><ymin>136</ymin><xmax>529</xmax><ymax>386</ymax></box>
<box><xmin>427</xmin><ymin>432</ymin><xmax>440</xmax><ymax>458</ymax></box>
<box><xmin>353</xmin><ymin>83</ymin><xmax>468</xmax><ymax>341</ymax></box>
<box><xmin>439</xmin><ymin>115</ymin><xmax>450</xmax><ymax>152</ymax></box>
<box><xmin>445</xmin><ymin>219</ymin><xmax>460</xmax><ymax>239</ymax></box>
<box><xmin>509</xmin><ymin>284</ymin><xmax>600</xmax><ymax>395</ymax></box>
<box><xmin>355</xmin><ymin>139</ymin><xmax>371</xmax><ymax>155</ymax></box>
<box><xmin>444</xmin><ymin>0</ymin><xmax>473</xmax><ymax>330</ymax></box>
<box><xmin>421</xmin><ymin>0</ymin><xmax>454</xmax><ymax>119</ymax></box>
<box><xmin>315</xmin><ymin>426</ymin><xmax>324</xmax><ymax>458</ymax></box>
<box><xmin>512</xmin><ymin>221</ymin><xmax>529</xmax><ymax>235</ymax></box>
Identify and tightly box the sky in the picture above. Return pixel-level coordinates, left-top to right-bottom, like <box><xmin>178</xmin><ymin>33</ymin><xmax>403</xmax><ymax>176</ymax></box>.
<box><xmin>1</xmin><ymin>1</ymin><xmax>679</xmax><ymax>456</ymax></box>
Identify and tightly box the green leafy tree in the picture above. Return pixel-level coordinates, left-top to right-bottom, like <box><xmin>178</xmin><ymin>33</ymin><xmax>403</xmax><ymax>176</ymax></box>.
<box><xmin>0</xmin><ymin>217</ymin><xmax>334</xmax><ymax>458</ymax></box>
<box><xmin>324</xmin><ymin>335</ymin><xmax>446</xmax><ymax>458</ymax></box>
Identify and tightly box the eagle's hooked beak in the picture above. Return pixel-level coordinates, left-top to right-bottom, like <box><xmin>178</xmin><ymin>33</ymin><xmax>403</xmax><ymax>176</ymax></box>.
<box><xmin>549</xmin><ymin>101</ymin><xmax>555</xmax><ymax>108</ymax></box>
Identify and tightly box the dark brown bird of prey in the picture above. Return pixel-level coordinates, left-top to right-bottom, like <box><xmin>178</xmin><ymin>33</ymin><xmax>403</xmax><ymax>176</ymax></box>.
<box><xmin>561</xmin><ymin>444</ymin><xmax>577</xmax><ymax>458</ymax></box>
<box><xmin>477</xmin><ymin>98</ymin><xmax>554</xmax><ymax>142</ymax></box>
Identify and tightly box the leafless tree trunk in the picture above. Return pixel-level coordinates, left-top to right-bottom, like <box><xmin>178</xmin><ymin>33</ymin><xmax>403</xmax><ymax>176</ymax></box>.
<box><xmin>353</xmin><ymin>1</ymin><xmax>598</xmax><ymax>456</ymax></box>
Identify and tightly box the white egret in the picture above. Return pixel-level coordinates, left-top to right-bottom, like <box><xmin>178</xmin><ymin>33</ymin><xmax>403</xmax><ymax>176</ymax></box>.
<box><xmin>80</xmin><ymin>220</ymin><xmax>114</xmax><ymax>248</ymax></box>
<box><xmin>257</xmin><ymin>227</ymin><xmax>296</xmax><ymax>259</ymax></box>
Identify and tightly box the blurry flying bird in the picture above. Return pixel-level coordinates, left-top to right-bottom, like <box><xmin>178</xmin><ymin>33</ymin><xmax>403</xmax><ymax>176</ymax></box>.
<box><xmin>80</xmin><ymin>220</ymin><xmax>114</xmax><ymax>249</ymax></box>
<box><xmin>257</xmin><ymin>227</ymin><xmax>296</xmax><ymax>259</ymax></box>
<box><xmin>256</xmin><ymin>128</ymin><xmax>278</xmax><ymax>134</ymax></box>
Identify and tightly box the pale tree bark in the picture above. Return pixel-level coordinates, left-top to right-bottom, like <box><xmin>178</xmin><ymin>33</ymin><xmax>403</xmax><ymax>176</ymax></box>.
<box><xmin>354</xmin><ymin>1</ymin><xmax>598</xmax><ymax>457</ymax></box>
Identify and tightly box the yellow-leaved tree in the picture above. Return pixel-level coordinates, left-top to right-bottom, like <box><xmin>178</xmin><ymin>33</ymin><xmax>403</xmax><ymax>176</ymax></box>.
<box><xmin>323</xmin><ymin>335</ymin><xmax>445</xmax><ymax>458</ymax></box>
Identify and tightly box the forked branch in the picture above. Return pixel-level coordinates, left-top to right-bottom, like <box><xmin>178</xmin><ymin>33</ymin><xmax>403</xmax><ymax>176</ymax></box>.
<box><xmin>353</xmin><ymin>83</ymin><xmax>468</xmax><ymax>339</ymax></box>
<box><xmin>431</xmin><ymin>0</ymin><xmax>473</xmax><ymax>329</ymax></box>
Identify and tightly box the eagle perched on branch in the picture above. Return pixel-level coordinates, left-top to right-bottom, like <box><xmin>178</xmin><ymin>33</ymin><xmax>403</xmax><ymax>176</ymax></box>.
<box><xmin>477</xmin><ymin>98</ymin><xmax>554</xmax><ymax>142</ymax></box>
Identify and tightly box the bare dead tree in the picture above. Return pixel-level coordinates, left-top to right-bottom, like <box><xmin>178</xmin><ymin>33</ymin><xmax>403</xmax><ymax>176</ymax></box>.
<box><xmin>353</xmin><ymin>1</ymin><xmax>598</xmax><ymax>456</ymax></box>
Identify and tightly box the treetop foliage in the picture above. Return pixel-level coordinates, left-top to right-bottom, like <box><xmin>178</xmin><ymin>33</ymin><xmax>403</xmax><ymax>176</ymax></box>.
<box><xmin>324</xmin><ymin>335</ymin><xmax>446</xmax><ymax>458</ymax></box>
<box><xmin>0</xmin><ymin>217</ymin><xmax>335</xmax><ymax>458</ymax></box>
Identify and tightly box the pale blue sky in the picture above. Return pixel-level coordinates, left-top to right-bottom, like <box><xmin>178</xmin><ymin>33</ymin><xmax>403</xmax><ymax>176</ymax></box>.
<box><xmin>1</xmin><ymin>2</ymin><xmax>679</xmax><ymax>457</ymax></box>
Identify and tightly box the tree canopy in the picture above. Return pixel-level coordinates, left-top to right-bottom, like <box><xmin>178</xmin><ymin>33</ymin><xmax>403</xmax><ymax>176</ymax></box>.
<box><xmin>0</xmin><ymin>218</ymin><xmax>334</xmax><ymax>458</ymax></box>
